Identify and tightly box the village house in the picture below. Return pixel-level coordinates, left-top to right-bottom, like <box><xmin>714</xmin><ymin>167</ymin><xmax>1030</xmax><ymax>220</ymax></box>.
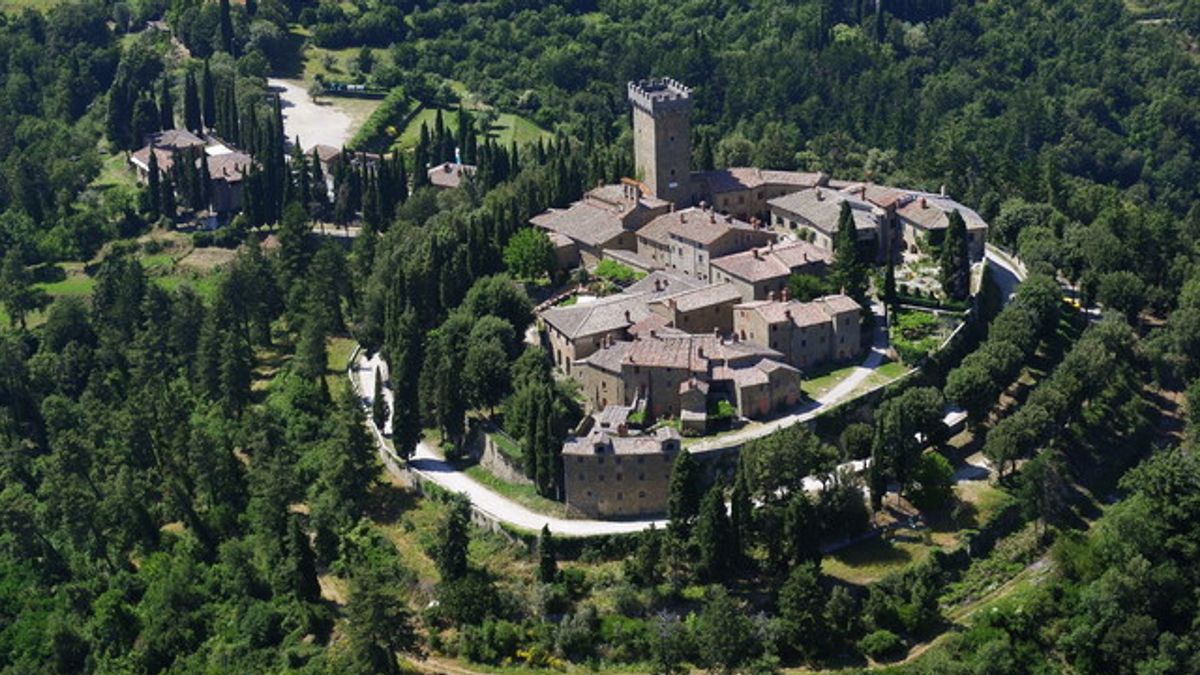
<box><xmin>689</xmin><ymin>167</ymin><xmax>828</xmax><ymax>222</ymax></box>
<box><xmin>572</xmin><ymin>331</ymin><xmax>801</xmax><ymax>422</ymax></box>
<box><xmin>539</xmin><ymin>272</ymin><xmax>703</xmax><ymax>372</ymax></box>
<box><xmin>129</xmin><ymin>129</ymin><xmax>207</xmax><ymax>181</ymax></box>
<box><xmin>710</xmin><ymin>239</ymin><xmax>833</xmax><ymax>302</ymax></box>
<box><xmin>206</xmin><ymin>150</ymin><xmax>253</xmax><ymax>213</ymax></box>
<box><xmin>645</xmin><ymin>282</ymin><xmax>742</xmax><ymax>335</ymax></box>
<box><xmin>635</xmin><ymin>206</ymin><xmax>777</xmax><ymax>281</ymax></box>
<box><xmin>768</xmin><ymin>186</ymin><xmax>891</xmax><ymax>261</ymax></box>
<box><xmin>531</xmin><ymin>180</ymin><xmax>672</xmax><ymax>266</ymax></box>
<box><xmin>562</xmin><ymin>405</ymin><xmax>681</xmax><ymax>518</ymax></box>
<box><xmin>733</xmin><ymin>293</ymin><xmax>864</xmax><ymax>369</ymax></box>
<box><xmin>895</xmin><ymin>192</ymin><xmax>989</xmax><ymax>261</ymax></box>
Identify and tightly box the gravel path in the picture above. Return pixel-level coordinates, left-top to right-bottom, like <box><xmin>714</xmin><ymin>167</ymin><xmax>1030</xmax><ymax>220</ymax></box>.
<box><xmin>269</xmin><ymin>78</ymin><xmax>353</xmax><ymax>150</ymax></box>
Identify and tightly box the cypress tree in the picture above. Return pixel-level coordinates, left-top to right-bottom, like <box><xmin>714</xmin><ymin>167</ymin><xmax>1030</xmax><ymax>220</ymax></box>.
<box><xmin>667</xmin><ymin>449</ymin><xmax>702</xmax><ymax>535</ymax></box>
<box><xmin>940</xmin><ymin>209</ymin><xmax>970</xmax><ymax>301</ymax></box>
<box><xmin>730</xmin><ymin>457</ymin><xmax>753</xmax><ymax>561</ymax></box>
<box><xmin>694</xmin><ymin>483</ymin><xmax>732</xmax><ymax>581</ymax></box>
<box><xmin>296</xmin><ymin>312</ymin><xmax>328</xmax><ymax>380</ymax></box>
<box><xmin>883</xmin><ymin>247</ymin><xmax>897</xmax><ymax>309</ymax></box>
<box><xmin>784</xmin><ymin>492</ymin><xmax>821</xmax><ymax>567</ymax></box>
<box><xmin>147</xmin><ymin>150</ymin><xmax>161</xmax><ymax>220</ymax></box>
<box><xmin>371</xmin><ymin>366</ymin><xmax>389</xmax><ymax>431</ymax></box>
<box><xmin>285</xmin><ymin>515</ymin><xmax>320</xmax><ymax>602</ymax></box>
<box><xmin>198</xmin><ymin>152</ymin><xmax>212</xmax><ymax>210</ymax></box>
<box><xmin>831</xmin><ymin>200</ymin><xmax>866</xmax><ymax>300</ymax></box>
<box><xmin>201</xmin><ymin>60</ymin><xmax>215</xmax><ymax>131</ymax></box>
<box><xmin>310</xmin><ymin>148</ymin><xmax>327</xmax><ymax>217</ymax></box>
<box><xmin>537</xmin><ymin>525</ymin><xmax>557</xmax><ymax>584</ymax></box>
<box><xmin>219</xmin><ymin>330</ymin><xmax>252</xmax><ymax>416</ymax></box>
<box><xmin>184</xmin><ymin>71</ymin><xmax>202</xmax><ymax>133</ymax></box>
<box><xmin>388</xmin><ymin>310</ymin><xmax>422</xmax><ymax>459</ymax></box>
<box><xmin>158</xmin><ymin>77</ymin><xmax>174</xmax><ymax>130</ymax></box>
<box><xmin>219</xmin><ymin>0</ymin><xmax>234</xmax><ymax>55</ymax></box>
<box><xmin>160</xmin><ymin>174</ymin><xmax>176</xmax><ymax>220</ymax></box>
<box><xmin>413</xmin><ymin>123</ymin><xmax>431</xmax><ymax>186</ymax></box>
<box><xmin>435</xmin><ymin>496</ymin><xmax>470</xmax><ymax>582</ymax></box>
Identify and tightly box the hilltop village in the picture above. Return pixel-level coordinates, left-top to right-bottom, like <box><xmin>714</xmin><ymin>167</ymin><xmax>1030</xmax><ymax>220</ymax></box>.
<box><xmin>524</xmin><ymin>79</ymin><xmax>989</xmax><ymax>517</ymax></box>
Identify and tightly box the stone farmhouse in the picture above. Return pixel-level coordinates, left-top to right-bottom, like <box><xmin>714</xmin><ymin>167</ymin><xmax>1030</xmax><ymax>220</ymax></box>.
<box><xmin>710</xmin><ymin>239</ymin><xmax>833</xmax><ymax>302</ymax></box>
<box><xmin>130</xmin><ymin>129</ymin><xmax>253</xmax><ymax>215</ymax></box>
<box><xmin>531</xmin><ymin>181</ymin><xmax>671</xmax><ymax>266</ymax></box>
<box><xmin>733</xmin><ymin>293</ymin><xmax>863</xmax><ymax>369</ymax></box>
<box><xmin>427</xmin><ymin>161</ymin><xmax>477</xmax><ymax>189</ymax></box>
<box><xmin>634</xmin><ymin>206</ymin><xmax>776</xmax><ymax>281</ymax></box>
<box><xmin>562</xmin><ymin>406</ymin><xmax>681</xmax><ymax>518</ymax></box>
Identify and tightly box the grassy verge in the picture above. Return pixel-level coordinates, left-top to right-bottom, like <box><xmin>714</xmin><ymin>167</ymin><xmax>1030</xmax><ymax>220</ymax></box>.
<box><xmin>325</xmin><ymin>336</ymin><xmax>357</xmax><ymax>395</ymax></box>
<box><xmin>801</xmin><ymin>363</ymin><xmax>859</xmax><ymax>398</ymax></box>
<box><xmin>462</xmin><ymin>465</ymin><xmax>576</xmax><ymax>519</ymax></box>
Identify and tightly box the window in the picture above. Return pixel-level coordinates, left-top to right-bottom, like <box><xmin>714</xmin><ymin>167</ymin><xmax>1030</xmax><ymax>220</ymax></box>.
<box><xmin>639</xmin><ymin>473</ymin><xmax>645</xmax><ymax>481</ymax></box>
<box><xmin>578</xmin><ymin>473</ymin><xmax>585</xmax><ymax>481</ymax></box>
<box><xmin>615</xmin><ymin>457</ymin><xmax>622</xmax><ymax>465</ymax></box>
<box><xmin>577</xmin><ymin>457</ymin><xmax>583</xmax><ymax>464</ymax></box>
<box><xmin>597</xmin><ymin>457</ymin><xmax>604</xmax><ymax>465</ymax></box>
<box><xmin>637</xmin><ymin>457</ymin><xmax>645</xmax><ymax>464</ymax></box>
<box><xmin>616</xmin><ymin>473</ymin><xmax>623</xmax><ymax>481</ymax></box>
<box><xmin>639</xmin><ymin>491</ymin><xmax>647</xmax><ymax>499</ymax></box>
<box><xmin>598</xmin><ymin>474</ymin><xmax>605</xmax><ymax>482</ymax></box>
<box><xmin>586</xmin><ymin>490</ymin><xmax>592</xmax><ymax>497</ymax></box>
<box><xmin>617</xmin><ymin>492</ymin><xmax>624</xmax><ymax>501</ymax></box>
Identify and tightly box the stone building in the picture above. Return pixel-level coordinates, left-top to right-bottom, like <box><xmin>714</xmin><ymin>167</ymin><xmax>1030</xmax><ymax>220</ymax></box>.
<box><xmin>562</xmin><ymin>406</ymin><xmax>681</xmax><ymax>518</ymax></box>
<box><xmin>895</xmin><ymin>193</ymin><xmax>989</xmax><ymax>261</ymax></box>
<box><xmin>572</xmin><ymin>331</ymin><xmax>801</xmax><ymax>421</ymax></box>
<box><xmin>710</xmin><ymin>239</ymin><xmax>832</xmax><ymax>302</ymax></box>
<box><xmin>768</xmin><ymin>186</ymin><xmax>891</xmax><ymax>261</ymax></box>
<box><xmin>629</xmin><ymin>79</ymin><xmax>694</xmax><ymax>206</ymax></box>
<box><xmin>531</xmin><ymin>181</ymin><xmax>671</xmax><ymax>266</ymax></box>
<box><xmin>689</xmin><ymin>167</ymin><xmax>826</xmax><ymax>222</ymax></box>
<box><xmin>646</xmin><ymin>282</ymin><xmax>742</xmax><ymax>335</ymax></box>
<box><xmin>635</xmin><ymin>207</ymin><xmax>777</xmax><ymax>281</ymax></box>
<box><xmin>733</xmin><ymin>293</ymin><xmax>863</xmax><ymax>369</ymax></box>
<box><xmin>540</xmin><ymin>272</ymin><xmax>702</xmax><ymax>372</ymax></box>
<box><xmin>427</xmin><ymin>161</ymin><xmax>476</xmax><ymax>189</ymax></box>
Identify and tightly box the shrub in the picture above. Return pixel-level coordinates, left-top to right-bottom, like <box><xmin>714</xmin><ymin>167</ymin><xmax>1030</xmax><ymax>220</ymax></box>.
<box><xmin>594</xmin><ymin>259</ymin><xmax>640</xmax><ymax>285</ymax></box>
<box><xmin>858</xmin><ymin>629</ymin><xmax>904</xmax><ymax>661</ymax></box>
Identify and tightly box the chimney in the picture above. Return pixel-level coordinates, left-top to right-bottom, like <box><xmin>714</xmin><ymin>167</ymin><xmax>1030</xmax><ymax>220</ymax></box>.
<box><xmin>920</xmin><ymin>196</ymin><xmax>928</xmax><ymax>208</ymax></box>
<box><xmin>710</xmin><ymin>212</ymin><xmax>716</xmax><ymax>223</ymax></box>
<box><xmin>649</xmin><ymin>329</ymin><xmax>657</xmax><ymax>339</ymax></box>
<box><xmin>654</xmin><ymin>278</ymin><xmax>662</xmax><ymax>291</ymax></box>
<box><xmin>752</xmin><ymin>248</ymin><xmax>762</xmax><ymax>260</ymax></box>
<box><xmin>768</xmin><ymin>290</ymin><xmax>776</xmax><ymax>302</ymax></box>
<box><xmin>939</xmin><ymin>184</ymin><xmax>947</xmax><ymax>197</ymax></box>
<box><xmin>816</xmin><ymin>188</ymin><xmax>824</xmax><ymax>201</ymax></box>
<box><xmin>680</xmin><ymin>212</ymin><xmax>686</xmax><ymax>223</ymax></box>
<box><xmin>697</xmin><ymin>346</ymin><xmax>705</xmax><ymax>359</ymax></box>
<box><xmin>713</xmin><ymin>326</ymin><xmax>720</xmax><ymax>337</ymax></box>
<box><xmin>617</xmin><ymin>423</ymin><xmax>627</xmax><ymax>437</ymax></box>
<box><xmin>782</xmin><ymin>287</ymin><xmax>790</xmax><ymax>302</ymax></box>
<box><xmin>785</xmin><ymin>308</ymin><xmax>792</xmax><ymax>320</ymax></box>
<box><xmin>860</xmin><ymin>185</ymin><xmax>867</xmax><ymax>199</ymax></box>
<box><xmin>624</xmin><ymin>310</ymin><xmax>631</xmax><ymax>322</ymax></box>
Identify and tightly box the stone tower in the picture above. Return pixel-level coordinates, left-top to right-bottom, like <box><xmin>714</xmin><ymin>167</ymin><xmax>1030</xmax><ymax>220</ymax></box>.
<box><xmin>628</xmin><ymin>78</ymin><xmax>693</xmax><ymax>206</ymax></box>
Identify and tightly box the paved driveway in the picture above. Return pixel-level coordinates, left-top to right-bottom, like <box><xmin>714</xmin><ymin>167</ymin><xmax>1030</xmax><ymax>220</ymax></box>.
<box><xmin>269</xmin><ymin>78</ymin><xmax>353</xmax><ymax>150</ymax></box>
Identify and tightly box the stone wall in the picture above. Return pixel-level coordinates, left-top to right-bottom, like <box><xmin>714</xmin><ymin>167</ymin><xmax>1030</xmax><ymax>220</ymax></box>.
<box><xmin>479</xmin><ymin>431</ymin><xmax>533</xmax><ymax>487</ymax></box>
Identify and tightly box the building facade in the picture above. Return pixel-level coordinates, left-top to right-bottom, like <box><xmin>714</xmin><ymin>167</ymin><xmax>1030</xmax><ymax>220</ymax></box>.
<box><xmin>629</xmin><ymin>79</ymin><xmax>693</xmax><ymax>206</ymax></box>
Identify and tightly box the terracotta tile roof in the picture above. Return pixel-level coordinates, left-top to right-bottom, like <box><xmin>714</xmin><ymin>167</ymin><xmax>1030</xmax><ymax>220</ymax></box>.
<box><xmin>622</xmin><ymin>333</ymin><xmax>780</xmax><ymax>370</ymax></box>
<box><xmin>542</xmin><ymin>293</ymin><xmax>648</xmax><ymax>340</ymax></box>
<box><xmin>206</xmin><ymin>151</ymin><xmax>253</xmax><ymax>183</ymax></box>
<box><xmin>562</xmin><ymin>426</ymin><xmax>680</xmax><ymax>456</ymax></box>
<box><xmin>130</xmin><ymin>146</ymin><xmax>177</xmax><ymax>173</ymax></box>
<box><xmin>897</xmin><ymin>194</ymin><xmax>989</xmax><ymax>232</ymax></box>
<box><xmin>651</xmin><ymin>282</ymin><xmax>742</xmax><ymax>313</ymax></box>
<box><xmin>624</xmin><ymin>271</ymin><xmax>704</xmax><ymax>297</ymax></box>
<box><xmin>147</xmin><ymin>129</ymin><xmax>206</xmax><ymax>151</ymax></box>
<box><xmin>637</xmin><ymin>207</ymin><xmax>770</xmax><ymax>247</ymax></box>
<box><xmin>532</xmin><ymin>199</ymin><xmax>628</xmax><ymax>248</ymax></box>
<box><xmin>587</xmin><ymin>182</ymin><xmax>669</xmax><ymax>210</ymax></box>
<box><xmin>737</xmin><ymin>294</ymin><xmax>861</xmax><ymax>327</ymax></box>
<box><xmin>690</xmin><ymin>167</ymin><xmax>824</xmax><ymax>194</ymax></box>
<box><xmin>711</xmin><ymin>239</ymin><xmax>831</xmax><ymax>283</ymax></box>
<box><xmin>768</xmin><ymin>188</ymin><xmax>880</xmax><ymax>235</ymax></box>
<box><xmin>312</xmin><ymin>144</ymin><xmax>341</xmax><ymax>163</ymax></box>
<box><xmin>427</xmin><ymin>162</ymin><xmax>476</xmax><ymax>188</ymax></box>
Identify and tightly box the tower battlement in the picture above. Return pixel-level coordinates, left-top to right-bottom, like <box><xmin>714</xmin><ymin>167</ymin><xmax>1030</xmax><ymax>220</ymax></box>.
<box><xmin>629</xmin><ymin>78</ymin><xmax>693</xmax><ymax>206</ymax></box>
<box><xmin>627</xmin><ymin>78</ymin><xmax>693</xmax><ymax>115</ymax></box>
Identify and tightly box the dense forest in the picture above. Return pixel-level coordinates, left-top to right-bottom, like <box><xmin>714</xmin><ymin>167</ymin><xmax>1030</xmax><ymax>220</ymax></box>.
<box><xmin>0</xmin><ymin>0</ymin><xmax>1199</xmax><ymax>672</ymax></box>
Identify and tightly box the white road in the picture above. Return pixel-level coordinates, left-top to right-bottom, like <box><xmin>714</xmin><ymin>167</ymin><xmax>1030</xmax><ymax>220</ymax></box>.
<box><xmin>351</xmin><ymin>252</ymin><xmax>1029</xmax><ymax>536</ymax></box>
<box><xmin>351</xmin><ymin>298</ymin><xmax>893</xmax><ymax>536</ymax></box>
<box><xmin>269</xmin><ymin>78</ymin><xmax>353</xmax><ymax>151</ymax></box>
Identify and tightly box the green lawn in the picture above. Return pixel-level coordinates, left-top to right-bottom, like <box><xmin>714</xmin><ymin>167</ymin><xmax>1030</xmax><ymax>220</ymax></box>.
<box><xmin>393</xmin><ymin>105</ymin><xmax>551</xmax><ymax>154</ymax></box>
<box><xmin>37</xmin><ymin>275</ymin><xmax>95</xmax><ymax>297</ymax></box>
<box><xmin>0</xmin><ymin>0</ymin><xmax>63</xmax><ymax>13</ymax></box>
<box><xmin>801</xmin><ymin>364</ymin><xmax>859</xmax><ymax>398</ymax></box>
<box><xmin>822</xmin><ymin>530</ymin><xmax>936</xmax><ymax>585</ymax></box>
<box><xmin>325</xmin><ymin>336</ymin><xmax>357</xmax><ymax>395</ymax></box>
<box><xmin>489</xmin><ymin>431</ymin><xmax>524</xmax><ymax>461</ymax></box>
<box><xmin>92</xmin><ymin>152</ymin><xmax>137</xmax><ymax>191</ymax></box>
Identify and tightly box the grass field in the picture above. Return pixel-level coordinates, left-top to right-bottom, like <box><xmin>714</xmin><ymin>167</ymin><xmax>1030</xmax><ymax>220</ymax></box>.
<box><xmin>0</xmin><ymin>0</ymin><xmax>62</xmax><ymax>13</ymax></box>
<box><xmin>92</xmin><ymin>152</ymin><xmax>138</xmax><ymax>191</ymax></box>
<box><xmin>393</xmin><ymin>105</ymin><xmax>551</xmax><ymax>154</ymax></box>
<box><xmin>823</xmin><ymin>529</ymin><xmax>936</xmax><ymax>585</ymax></box>
<box><xmin>324</xmin><ymin>336</ymin><xmax>357</xmax><ymax>395</ymax></box>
